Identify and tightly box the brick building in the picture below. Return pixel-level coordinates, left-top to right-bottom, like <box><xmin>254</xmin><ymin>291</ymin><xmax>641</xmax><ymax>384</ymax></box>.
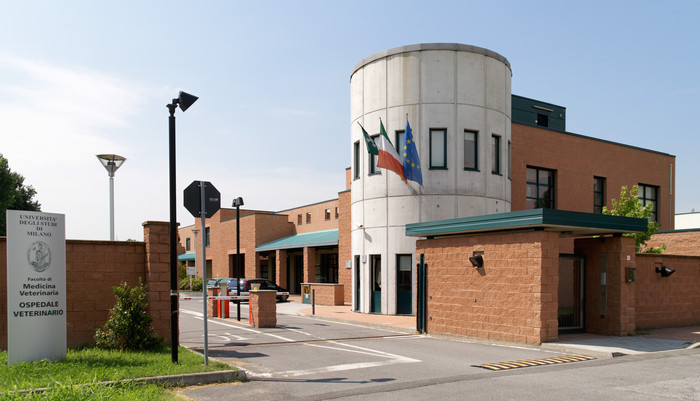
<box><xmin>178</xmin><ymin>44</ymin><xmax>693</xmax><ymax>342</ymax></box>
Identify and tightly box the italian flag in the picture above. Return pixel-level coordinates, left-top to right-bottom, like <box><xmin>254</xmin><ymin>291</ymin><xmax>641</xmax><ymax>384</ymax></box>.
<box><xmin>376</xmin><ymin>120</ymin><xmax>406</xmax><ymax>182</ymax></box>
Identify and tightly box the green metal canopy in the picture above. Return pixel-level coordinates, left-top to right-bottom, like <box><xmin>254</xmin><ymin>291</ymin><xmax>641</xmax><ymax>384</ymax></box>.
<box><xmin>256</xmin><ymin>229</ymin><xmax>338</xmax><ymax>252</ymax></box>
<box><xmin>405</xmin><ymin>208</ymin><xmax>648</xmax><ymax>238</ymax></box>
<box><xmin>178</xmin><ymin>252</ymin><xmax>195</xmax><ymax>262</ymax></box>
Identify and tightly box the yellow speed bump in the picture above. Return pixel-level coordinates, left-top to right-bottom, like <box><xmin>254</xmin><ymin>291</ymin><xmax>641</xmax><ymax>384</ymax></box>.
<box><xmin>472</xmin><ymin>355</ymin><xmax>596</xmax><ymax>371</ymax></box>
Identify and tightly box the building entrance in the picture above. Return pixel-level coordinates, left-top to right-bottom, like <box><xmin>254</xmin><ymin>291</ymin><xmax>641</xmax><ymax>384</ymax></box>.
<box><xmin>370</xmin><ymin>255</ymin><xmax>381</xmax><ymax>313</ymax></box>
<box><xmin>558</xmin><ymin>255</ymin><xmax>585</xmax><ymax>332</ymax></box>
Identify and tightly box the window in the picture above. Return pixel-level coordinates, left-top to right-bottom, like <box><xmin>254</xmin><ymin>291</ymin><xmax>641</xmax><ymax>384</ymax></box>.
<box><xmin>319</xmin><ymin>253</ymin><xmax>339</xmax><ymax>283</ymax></box>
<box><xmin>353</xmin><ymin>141</ymin><xmax>360</xmax><ymax>179</ymax></box>
<box><xmin>369</xmin><ymin>135</ymin><xmax>380</xmax><ymax>175</ymax></box>
<box><xmin>464</xmin><ymin>130</ymin><xmax>478</xmax><ymax>170</ymax></box>
<box><xmin>396</xmin><ymin>130</ymin><xmax>405</xmax><ymax>159</ymax></box>
<box><xmin>537</xmin><ymin>113</ymin><xmax>549</xmax><ymax>127</ymax></box>
<box><xmin>594</xmin><ymin>177</ymin><xmax>606</xmax><ymax>214</ymax></box>
<box><xmin>297</xmin><ymin>214</ymin><xmax>302</xmax><ymax>225</ymax></box>
<box><xmin>526</xmin><ymin>167</ymin><xmax>555</xmax><ymax>209</ymax></box>
<box><xmin>185</xmin><ymin>237</ymin><xmax>191</xmax><ymax>251</ymax></box>
<box><xmin>491</xmin><ymin>135</ymin><xmax>501</xmax><ymax>175</ymax></box>
<box><xmin>335</xmin><ymin>207</ymin><xmax>339</xmax><ymax>219</ymax></box>
<box><xmin>205</xmin><ymin>227</ymin><xmax>210</xmax><ymax>247</ymax></box>
<box><xmin>306</xmin><ymin>212</ymin><xmax>311</xmax><ymax>224</ymax></box>
<box><xmin>507</xmin><ymin>140</ymin><xmax>511</xmax><ymax>179</ymax></box>
<box><xmin>638</xmin><ymin>184</ymin><xmax>659</xmax><ymax>222</ymax></box>
<box><xmin>397</xmin><ymin>255</ymin><xmax>412</xmax><ymax>292</ymax></box>
<box><xmin>430</xmin><ymin>128</ymin><xmax>447</xmax><ymax>169</ymax></box>
<box><xmin>325</xmin><ymin>208</ymin><xmax>331</xmax><ymax>220</ymax></box>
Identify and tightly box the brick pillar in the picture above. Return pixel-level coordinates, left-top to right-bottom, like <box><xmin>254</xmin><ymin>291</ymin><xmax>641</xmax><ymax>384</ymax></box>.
<box><xmin>538</xmin><ymin>231</ymin><xmax>561</xmax><ymax>343</ymax></box>
<box><xmin>142</xmin><ymin>221</ymin><xmax>172</xmax><ymax>343</ymax></box>
<box><xmin>249</xmin><ymin>290</ymin><xmax>276</xmax><ymax>327</ymax></box>
<box><xmin>276</xmin><ymin>250</ymin><xmax>287</xmax><ymax>288</ymax></box>
<box><xmin>303</xmin><ymin>247</ymin><xmax>316</xmax><ymax>283</ymax></box>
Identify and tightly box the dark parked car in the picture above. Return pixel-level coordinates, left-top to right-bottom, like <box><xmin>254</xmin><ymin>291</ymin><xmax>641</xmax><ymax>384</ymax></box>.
<box><xmin>227</xmin><ymin>278</ymin><xmax>289</xmax><ymax>302</ymax></box>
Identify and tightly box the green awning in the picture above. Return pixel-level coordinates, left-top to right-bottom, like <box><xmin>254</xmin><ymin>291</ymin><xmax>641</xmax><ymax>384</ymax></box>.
<box><xmin>178</xmin><ymin>252</ymin><xmax>195</xmax><ymax>262</ymax></box>
<box><xmin>256</xmin><ymin>229</ymin><xmax>338</xmax><ymax>252</ymax></box>
<box><xmin>406</xmin><ymin>208</ymin><xmax>648</xmax><ymax>238</ymax></box>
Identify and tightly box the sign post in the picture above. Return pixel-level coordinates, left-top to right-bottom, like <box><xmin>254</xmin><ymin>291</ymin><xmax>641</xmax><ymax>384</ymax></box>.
<box><xmin>184</xmin><ymin>180</ymin><xmax>220</xmax><ymax>366</ymax></box>
<box><xmin>6</xmin><ymin>210</ymin><xmax>66</xmax><ymax>365</ymax></box>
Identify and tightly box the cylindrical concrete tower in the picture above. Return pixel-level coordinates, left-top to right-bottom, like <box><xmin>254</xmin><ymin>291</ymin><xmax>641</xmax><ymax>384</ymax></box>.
<box><xmin>350</xmin><ymin>43</ymin><xmax>512</xmax><ymax>315</ymax></box>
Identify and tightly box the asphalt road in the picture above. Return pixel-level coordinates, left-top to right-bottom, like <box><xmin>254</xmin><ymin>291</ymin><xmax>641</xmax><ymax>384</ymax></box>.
<box><xmin>174</xmin><ymin>301</ymin><xmax>699</xmax><ymax>400</ymax></box>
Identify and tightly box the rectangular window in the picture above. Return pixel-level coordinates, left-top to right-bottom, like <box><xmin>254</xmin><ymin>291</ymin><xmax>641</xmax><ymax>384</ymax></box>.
<box><xmin>507</xmin><ymin>140</ymin><xmax>512</xmax><ymax>179</ymax></box>
<box><xmin>353</xmin><ymin>141</ymin><xmax>360</xmax><ymax>180</ymax></box>
<box><xmin>491</xmin><ymin>135</ymin><xmax>501</xmax><ymax>175</ymax></box>
<box><xmin>526</xmin><ymin>166</ymin><xmax>555</xmax><ymax>209</ymax></box>
<box><xmin>185</xmin><ymin>237</ymin><xmax>191</xmax><ymax>251</ymax></box>
<box><xmin>396</xmin><ymin>130</ymin><xmax>405</xmax><ymax>160</ymax></box>
<box><xmin>297</xmin><ymin>214</ymin><xmax>302</xmax><ymax>225</ymax></box>
<box><xmin>306</xmin><ymin>212</ymin><xmax>311</xmax><ymax>224</ymax></box>
<box><xmin>205</xmin><ymin>227</ymin><xmax>210</xmax><ymax>247</ymax></box>
<box><xmin>430</xmin><ymin>128</ymin><xmax>447</xmax><ymax>169</ymax></box>
<box><xmin>638</xmin><ymin>184</ymin><xmax>659</xmax><ymax>222</ymax></box>
<box><xmin>397</xmin><ymin>254</ymin><xmax>412</xmax><ymax>292</ymax></box>
<box><xmin>335</xmin><ymin>207</ymin><xmax>339</xmax><ymax>219</ymax></box>
<box><xmin>464</xmin><ymin>130</ymin><xmax>478</xmax><ymax>170</ymax></box>
<box><xmin>369</xmin><ymin>135</ymin><xmax>380</xmax><ymax>175</ymax></box>
<box><xmin>594</xmin><ymin>177</ymin><xmax>606</xmax><ymax>214</ymax></box>
<box><xmin>537</xmin><ymin>113</ymin><xmax>549</xmax><ymax>127</ymax></box>
<box><xmin>325</xmin><ymin>208</ymin><xmax>331</xmax><ymax>220</ymax></box>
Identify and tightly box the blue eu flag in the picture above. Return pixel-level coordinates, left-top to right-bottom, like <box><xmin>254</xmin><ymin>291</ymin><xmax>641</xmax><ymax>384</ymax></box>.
<box><xmin>402</xmin><ymin>119</ymin><xmax>423</xmax><ymax>186</ymax></box>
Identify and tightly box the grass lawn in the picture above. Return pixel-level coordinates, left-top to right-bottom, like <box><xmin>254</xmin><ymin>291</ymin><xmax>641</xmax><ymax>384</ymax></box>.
<box><xmin>0</xmin><ymin>346</ymin><xmax>235</xmax><ymax>400</ymax></box>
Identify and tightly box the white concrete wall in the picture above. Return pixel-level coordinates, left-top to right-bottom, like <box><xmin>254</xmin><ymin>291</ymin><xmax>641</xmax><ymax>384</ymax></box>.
<box><xmin>350</xmin><ymin>44</ymin><xmax>512</xmax><ymax>314</ymax></box>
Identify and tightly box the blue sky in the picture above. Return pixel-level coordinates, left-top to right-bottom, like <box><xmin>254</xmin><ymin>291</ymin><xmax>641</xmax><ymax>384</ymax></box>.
<box><xmin>1</xmin><ymin>1</ymin><xmax>698</xmax><ymax>240</ymax></box>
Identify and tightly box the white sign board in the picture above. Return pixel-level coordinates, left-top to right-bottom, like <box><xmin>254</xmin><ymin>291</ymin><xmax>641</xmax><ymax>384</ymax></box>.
<box><xmin>6</xmin><ymin>210</ymin><xmax>67</xmax><ymax>364</ymax></box>
<box><xmin>186</xmin><ymin>265</ymin><xmax>196</xmax><ymax>275</ymax></box>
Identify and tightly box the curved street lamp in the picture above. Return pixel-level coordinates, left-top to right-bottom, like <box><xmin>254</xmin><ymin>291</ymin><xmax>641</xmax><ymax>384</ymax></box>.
<box><xmin>96</xmin><ymin>154</ymin><xmax>126</xmax><ymax>241</ymax></box>
<box><xmin>166</xmin><ymin>91</ymin><xmax>198</xmax><ymax>364</ymax></box>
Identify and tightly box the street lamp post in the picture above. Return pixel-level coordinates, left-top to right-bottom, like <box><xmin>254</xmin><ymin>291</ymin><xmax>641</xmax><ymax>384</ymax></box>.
<box><xmin>96</xmin><ymin>154</ymin><xmax>126</xmax><ymax>241</ymax></box>
<box><xmin>232</xmin><ymin>197</ymin><xmax>244</xmax><ymax>321</ymax></box>
<box><xmin>166</xmin><ymin>91</ymin><xmax>198</xmax><ymax>364</ymax></box>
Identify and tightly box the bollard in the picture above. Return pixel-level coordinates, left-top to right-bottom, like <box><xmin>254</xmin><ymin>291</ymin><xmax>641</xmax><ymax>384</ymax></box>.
<box><xmin>312</xmin><ymin>289</ymin><xmax>315</xmax><ymax>315</ymax></box>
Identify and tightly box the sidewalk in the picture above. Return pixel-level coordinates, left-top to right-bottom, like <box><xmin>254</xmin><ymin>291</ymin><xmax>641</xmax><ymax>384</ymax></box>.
<box><xmin>282</xmin><ymin>296</ymin><xmax>700</xmax><ymax>358</ymax></box>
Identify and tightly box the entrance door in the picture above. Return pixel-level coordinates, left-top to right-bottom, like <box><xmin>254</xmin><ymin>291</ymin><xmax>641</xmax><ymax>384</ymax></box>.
<box><xmin>558</xmin><ymin>256</ymin><xmax>584</xmax><ymax>332</ymax></box>
<box><xmin>288</xmin><ymin>254</ymin><xmax>303</xmax><ymax>294</ymax></box>
<box><xmin>396</xmin><ymin>254</ymin><xmax>412</xmax><ymax>315</ymax></box>
<box><xmin>370</xmin><ymin>255</ymin><xmax>381</xmax><ymax>313</ymax></box>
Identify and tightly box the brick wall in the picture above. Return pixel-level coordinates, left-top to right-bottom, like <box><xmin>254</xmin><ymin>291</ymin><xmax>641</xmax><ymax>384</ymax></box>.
<box><xmin>512</xmin><ymin>123</ymin><xmax>676</xmax><ymax>230</ymax></box>
<box><xmin>647</xmin><ymin>230</ymin><xmax>700</xmax><ymax>256</ymax></box>
<box><xmin>634</xmin><ymin>254</ymin><xmax>700</xmax><ymax>328</ymax></box>
<box><xmin>306</xmin><ymin>284</ymin><xmax>344</xmax><ymax>306</ymax></box>
<box><xmin>0</xmin><ymin>221</ymin><xmax>171</xmax><ymax>349</ymax></box>
<box><xmin>338</xmin><ymin>190</ymin><xmax>352</xmax><ymax>303</ymax></box>
<box><xmin>416</xmin><ymin>230</ymin><xmax>560</xmax><ymax>345</ymax></box>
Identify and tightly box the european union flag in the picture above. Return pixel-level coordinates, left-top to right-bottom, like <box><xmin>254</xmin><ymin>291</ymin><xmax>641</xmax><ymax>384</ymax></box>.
<box><xmin>402</xmin><ymin>119</ymin><xmax>423</xmax><ymax>186</ymax></box>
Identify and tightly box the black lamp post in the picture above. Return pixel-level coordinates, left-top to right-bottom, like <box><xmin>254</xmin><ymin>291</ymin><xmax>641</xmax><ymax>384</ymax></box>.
<box><xmin>166</xmin><ymin>91</ymin><xmax>198</xmax><ymax>363</ymax></box>
<box><xmin>232</xmin><ymin>197</ymin><xmax>244</xmax><ymax>321</ymax></box>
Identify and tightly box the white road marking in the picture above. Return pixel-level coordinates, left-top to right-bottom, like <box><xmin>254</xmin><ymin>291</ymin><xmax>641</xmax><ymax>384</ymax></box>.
<box><xmin>181</xmin><ymin>308</ymin><xmax>421</xmax><ymax>378</ymax></box>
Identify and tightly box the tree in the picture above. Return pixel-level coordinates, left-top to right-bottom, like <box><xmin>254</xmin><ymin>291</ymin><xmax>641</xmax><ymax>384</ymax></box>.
<box><xmin>603</xmin><ymin>185</ymin><xmax>664</xmax><ymax>253</ymax></box>
<box><xmin>0</xmin><ymin>154</ymin><xmax>41</xmax><ymax>236</ymax></box>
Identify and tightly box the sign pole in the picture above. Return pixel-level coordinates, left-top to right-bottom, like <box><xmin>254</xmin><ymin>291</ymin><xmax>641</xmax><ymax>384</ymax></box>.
<box><xmin>200</xmin><ymin>181</ymin><xmax>209</xmax><ymax>366</ymax></box>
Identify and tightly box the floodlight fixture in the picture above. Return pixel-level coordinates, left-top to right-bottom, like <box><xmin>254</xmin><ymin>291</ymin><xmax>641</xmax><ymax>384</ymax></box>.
<box><xmin>96</xmin><ymin>154</ymin><xmax>126</xmax><ymax>241</ymax></box>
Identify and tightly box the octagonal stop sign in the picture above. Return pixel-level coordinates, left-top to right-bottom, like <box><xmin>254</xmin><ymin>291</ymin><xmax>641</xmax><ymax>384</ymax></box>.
<box><xmin>184</xmin><ymin>181</ymin><xmax>221</xmax><ymax>218</ymax></box>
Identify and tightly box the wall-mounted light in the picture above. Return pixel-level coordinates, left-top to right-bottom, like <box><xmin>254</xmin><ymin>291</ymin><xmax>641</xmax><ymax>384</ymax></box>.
<box><xmin>655</xmin><ymin>266</ymin><xmax>675</xmax><ymax>277</ymax></box>
<box><xmin>469</xmin><ymin>253</ymin><xmax>484</xmax><ymax>268</ymax></box>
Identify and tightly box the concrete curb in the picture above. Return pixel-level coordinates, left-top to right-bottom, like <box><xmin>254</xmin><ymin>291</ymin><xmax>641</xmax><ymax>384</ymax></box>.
<box><xmin>296</xmin><ymin>311</ymin><xmax>418</xmax><ymax>335</ymax></box>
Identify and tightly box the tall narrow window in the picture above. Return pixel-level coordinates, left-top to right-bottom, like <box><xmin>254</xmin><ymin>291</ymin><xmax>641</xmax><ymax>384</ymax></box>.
<box><xmin>507</xmin><ymin>140</ymin><xmax>512</xmax><ymax>179</ymax></box>
<box><xmin>186</xmin><ymin>237</ymin><xmax>191</xmax><ymax>251</ymax></box>
<box><xmin>353</xmin><ymin>141</ymin><xmax>360</xmax><ymax>179</ymax></box>
<box><xmin>638</xmin><ymin>184</ymin><xmax>659</xmax><ymax>222</ymax></box>
<box><xmin>430</xmin><ymin>129</ymin><xmax>447</xmax><ymax>169</ymax></box>
<box><xmin>396</xmin><ymin>130</ymin><xmax>405</xmax><ymax>160</ymax></box>
<box><xmin>306</xmin><ymin>212</ymin><xmax>311</xmax><ymax>224</ymax></box>
<box><xmin>594</xmin><ymin>177</ymin><xmax>606</xmax><ymax>213</ymax></box>
<box><xmin>325</xmin><ymin>208</ymin><xmax>331</xmax><ymax>220</ymax></box>
<box><xmin>526</xmin><ymin>166</ymin><xmax>555</xmax><ymax>209</ymax></box>
<box><xmin>491</xmin><ymin>135</ymin><xmax>501</xmax><ymax>175</ymax></box>
<box><xmin>205</xmin><ymin>227</ymin><xmax>210</xmax><ymax>247</ymax></box>
<box><xmin>297</xmin><ymin>214</ymin><xmax>302</xmax><ymax>225</ymax></box>
<box><xmin>335</xmin><ymin>207</ymin><xmax>339</xmax><ymax>219</ymax></box>
<box><xmin>369</xmin><ymin>135</ymin><xmax>380</xmax><ymax>175</ymax></box>
<box><xmin>464</xmin><ymin>130</ymin><xmax>478</xmax><ymax>170</ymax></box>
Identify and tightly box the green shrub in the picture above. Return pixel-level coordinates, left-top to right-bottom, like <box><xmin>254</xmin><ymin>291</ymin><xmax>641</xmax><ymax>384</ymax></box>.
<box><xmin>179</xmin><ymin>277</ymin><xmax>202</xmax><ymax>291</ymax></box>
<box><xmin>95</xmin><ymin>279</ymin><xmax>161</xmax><ymax>351</ymax></box>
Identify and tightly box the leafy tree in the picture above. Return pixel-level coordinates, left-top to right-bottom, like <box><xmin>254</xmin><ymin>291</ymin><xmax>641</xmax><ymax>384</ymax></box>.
<box><xmin>0</xmin><ymin>154</ymin><xmax>41</xmax><ymax>236</ymax></box>
<box><xmin>95</xmin><ymin>279</ymin><xmax>162</xmax><ymax>351</ymax></box>
<box><xmin>603</xmin><ymin>185</ymin><xmax>664</xmax><ymax>253</ymax></box>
